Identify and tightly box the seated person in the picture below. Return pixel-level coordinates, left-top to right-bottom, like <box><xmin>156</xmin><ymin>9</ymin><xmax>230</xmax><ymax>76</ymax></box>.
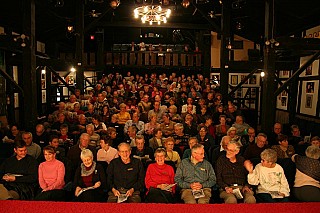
<box><xmin>58</xmin><ymin>124</ymin><xmax>73</xmax><ymax>147</ymax></box>
<box><xmin>160</xmin><ymin>113</ymin><xmax>176</xmax><ymax>138</ymax></box>
<box><xmin>124</xmin><ymin>112</ymin><xmax>145</xmax><ymax>135</ymax></box>
<box><xmin>48</xmin><ymin>135</ymin><xmax>66</xmax><ymax>158</ymax></box>
<box><xmin>107</xmin><ymin>143</ymin><xmax>145</xmax><ymax>203</ymax></box>
<box><xmin>196</xmin><ymin>125</ymin><xmax>215</xmax><ymax>157</ymax></box>
<box><xmin>33</xmin><ymin>124</ymin><xmax>49</xmax><ymax>149</ymax></box>
<box><xmin>310</xmin><ymin>136</ymin><xmax>320</xmax><ymax>148</ymax></box>
<box><xmin>232</xmin><ymin>115</ymin><xmax>250</xmax><ymax>136</ymax></box>
<box><xmin>116</xmin><ymin>103</ymin><xmax>131</xmax><ymax>125</ymax></box>
<box><xmin>91</xmin><ymin>114</ymin><xmax>107</xmax><ymax>135</ymax></box>
<box><xmin>131</xmin><ymin>135</ymin><xmax>154</xmax><ymax>165</ymax></box>
<box><xmin>271</xmin><ymin>134</ymin><xmax>295</xmax><ymax>159</ymax></box>
<box><xmin>211</xmin><ymin>135</ymin><xmax>231</xmax><ymax>167</ymax></box>
<box><xmin>149</xmin><ymin>128</ymin><xmax>165</xmax><ymax>151</ymax></box>
<box><xmin>292</xmin><ymin>146</ymin><xmax>320</xmax><ymax>202</ymax></box>
<box><xmin>182</xmin><ymin>137</ymin><xmax>208</xmax><ymax>160</ymax></box>
<box><xmin>34</xmin><ymin>145</ymin><xmax>66</xmax><ymax>201</ymax></box>
<box><xmin>85</xmin><ymin>124</ymin><xmax>100</xmax><ymax>148</ymax></box>
<box><xmin>175</xmin><ymin>144</ymin><xmax>216</xmax><ymax>204</ymax></box>
<box><xmin>243</xmin><ymin>133</ymin><xmax>269</xmax><ymax>160</ymax></box>
<box><xmin>145</xmin><ymin>148</ymin><xmax>176</xmax><ymax>203</ymax></box>
<box><xmin>164</xmin><ymin>137</ymin><xmax>181</xmax><ymax>168</ymax></box>
<box><xmin>145</xmin><ymin>113</ymin><xmax>161</xmax><ymax>138</ymax></box>
<box><xmin>97</xmin><ymin>135</ymin><xmax>119</xmax><ymax>165</ymax></box>
<box><xmin>74</xmin><ymin>149</ymin><xmax>106</xmax><ymax>202</ymax></box>
<box><xmin>67</xmin><ymin>133</ymin><xmax>97</xmax><ymax>172</ymax></box>
<box><xmin>216</xmin><ymin>140</ymin><xmax>256</xmax><ymax>204</ymax></box>
<box><xmin>244</xmin><ymin>149</ymin><xmax>290</xmax><ymax>203</ymax></box>
<box><xmin>22</xmin><ymin>132</ymin><xmax>41</xmax><ymax>160</ymax></box>
<box><xmin>0</xmin><ymin>140</ymin><xmax>38</xmax><ymax>200</ymax></box>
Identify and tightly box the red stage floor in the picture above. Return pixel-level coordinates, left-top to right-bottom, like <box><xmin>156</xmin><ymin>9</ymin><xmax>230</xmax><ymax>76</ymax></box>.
<box><xmin>1</xmin><ymin>201</ymin><xmax>320</xmax><ymax>213</ymax></box>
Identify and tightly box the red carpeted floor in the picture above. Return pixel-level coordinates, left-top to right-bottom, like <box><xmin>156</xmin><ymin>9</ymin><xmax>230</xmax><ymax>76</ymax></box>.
<box><xmin>1</xmin><ymin>201</ymin><xmax>320</xmax><ymax>213</ymax></box>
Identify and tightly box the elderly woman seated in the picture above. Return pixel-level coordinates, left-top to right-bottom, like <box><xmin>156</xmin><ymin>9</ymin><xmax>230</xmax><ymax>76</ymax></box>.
<box><xmin>74</xmin><ymin>149</ymin><xmax>106</xmax><ymax>202</ymax></box>
<box><xmin>164</xmin><ymin>137</ymin><xmax>181</xmax><ymax>169</ymax></box>
<box><xmin>292</xmin><ymin>145</ymin><xmax>320</xmax><ymax>202</ymax></box>
<box><xmin>244</xmin><ymin>149</ymin><xmax>290</xmax><ymax>203</ymax></box>
<box><xmin>145</xmin><ymin>148</ymin><xmax>176</xmax><ymax>203</ymax></box>
<box><xmin>34</xmin><ymin>145</ymin><xmax>66</xmax><ymax>201</ymax></box>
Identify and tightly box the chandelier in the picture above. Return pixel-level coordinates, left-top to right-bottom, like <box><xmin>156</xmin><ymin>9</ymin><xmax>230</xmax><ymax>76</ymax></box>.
<box><xmin>134</xmin><ymin>5</ymin><xmax>171</xmax><ymax>25</ymax></box>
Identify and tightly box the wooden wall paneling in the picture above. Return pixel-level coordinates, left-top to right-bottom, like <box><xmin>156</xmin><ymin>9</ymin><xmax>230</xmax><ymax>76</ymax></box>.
<box><xmin>165</xmin><ymin>53</ymin><xmax>171</xmax><ymax>66</ymax></box>
<box><xmin>187</xmin><ymin>54</ymin><xmax>194</xmax><ymax>66</ymax></box>
<box><xmin>121</xmin><ymin>53</ymin><xmax>128</xmax><ymax>65</ymax></box>
<box><xmin>145</xmin><ymin>53</ymin><xmax>150</xmax><ymax>65</ymax></box>
<box><xmin>89</xmin><ymin>52</ymin><xmax>95</xmax><ymax>65</ymax></box>
<box><xmin>114</xmin><ymin>53</ymin><xmax>120</xmax><ymax>65</ymax></box>
<box><xmin>106</xmin><ymin>53</ymin><xmax>112</xmax><ymax>65</ymax></box>
<box><xmin>151</xmin><ymin>53</ymin><xmax>157</xmax><ymax>65</ymax></box>
<box><xmin>181</xmin><ymin>54</ymin><xmax>186</xmax><ymax>66</ymax></box>
<box><xmin>173</xmin><ymin>53</ymin><xmax>179</xmax><ymax>66</ymax></box>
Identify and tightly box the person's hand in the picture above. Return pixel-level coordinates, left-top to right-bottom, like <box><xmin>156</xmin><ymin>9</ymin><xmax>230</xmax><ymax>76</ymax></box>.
<box><xmin>242</xmin><ymin>186</ymin><xmax>252</xmax><ymax>193</ymax></box>
<box><xmin>225</xmin><ymin>187</ymin><xmax>233</xmax><ymax>194</ymax></box>
<box><xmin>175</xmin><ymin>139</ymin><xmax>181</xmax><ymax>145</ymax></box>
<box><xmin>244</xmin><ymin>160</ymin><xmax>253</xmax><ymax>173</ymax></box>
<box><xmin>279</xmin><ymin>192</ymin><xmax>285</xmax><ymax>197</ymax></box>
<box><xmin>2</xmin><ymin>174</ymin><xmax>15</xmax><ymax>182</ymax></box>
<box><xmin>190</xmin><ymin>182</ymin><xmax>202</xmax><ymax>190</ymax></box>
<box><xmin>126</xmin><ymin>188</ymin><xmax>134</xmax><ymax>197</ymax></box>
<box><xmin>112</xmin><ymin>188</ymin><xmax>120</xmax><ymax>197</ymax></box>
<box><xmin>75</xmin><ymin>187</ymin><xmax>82</xmax><ymax>197</ymax></box>
<box><xmin>93</xmin><ymin>181</ymin><xmax>101</xmax><ymax>189</ymax></box>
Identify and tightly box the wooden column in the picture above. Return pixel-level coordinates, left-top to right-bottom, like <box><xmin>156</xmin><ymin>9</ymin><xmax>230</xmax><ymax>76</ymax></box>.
<box><xmin>261</xmin><ymin>0</ymin><xmax>276</xmax><ymax>133</ymax></box>
<box><xmin>21</xmin><ymin>0</ymin><xmax>37</xmax><ymax>130</ymax></box>
<box><xmin>75</xmin><ymin>1</ymin><xmax>84</xmax><ymax>93</ymax></box>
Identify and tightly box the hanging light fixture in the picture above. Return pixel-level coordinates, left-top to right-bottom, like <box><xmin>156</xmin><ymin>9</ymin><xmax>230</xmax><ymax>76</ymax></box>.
<box><xmin>134</xmin><ymin>1</ymin><xmax>171</xmax><ymax>25</ymax></box>
<box><xmin>110</xmin><ymin>0</ymin><xmax>120</xmax><ymax>9</ymax></box>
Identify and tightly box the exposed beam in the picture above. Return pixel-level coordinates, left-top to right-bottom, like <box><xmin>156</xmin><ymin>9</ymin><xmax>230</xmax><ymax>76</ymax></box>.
<box><xmin>95</xmin><ymin>21</ymin><xmax>210</xmax><ymax>30</ymax></box>
<box><xmin>228</xmin><ymin>68</ymin><xmax>260</xmax><ymax>98</ymax></box>
<box><xmin>0</xmin><ymin>68</ymin><xmax>24</xmax><ymax>95</ymax></box>
<box><xmin>274</xmin><ymin>50</ymin><xmax>320</xmax><ymax>96</ymax></box>
<box><xmin>47</xmin><ymin>66</ymin><xmax>75</xmax><ymax>94</ymax></box>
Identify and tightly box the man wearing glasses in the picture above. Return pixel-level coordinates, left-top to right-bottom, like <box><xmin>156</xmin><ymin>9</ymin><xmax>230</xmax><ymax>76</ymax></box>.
<box><xmin>175</xmin><ymin>144</ymin><xmax>216</xmax><ymax>204</ymax></box>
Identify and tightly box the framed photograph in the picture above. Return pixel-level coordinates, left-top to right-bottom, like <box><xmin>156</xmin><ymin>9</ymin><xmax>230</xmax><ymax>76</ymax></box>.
<box><xmin>281</xmin><ymin>97</ymin><xmax>287</xmax><ymax>107</ymax></box>
<box><xmin>281</xmin><ymin>90</ymin><xmax>288</xmax><ymax>97</ymax></box>
<box><xmin>305</xmin><ymin>94</ymin><xmax>313</xmax><ymax>108</ymax></box>
<box><xmin>41</xmin><ymin>79</ymin><xmax>46</xmax><ymax>89</ymax></box>
<box><xmin>306</xmin><ymin>82</ymin><xmax>314</xmax><ymax>93</ymax></box>
<box><xmin>251</xmin><ymin>88</ymin><xmax>256</xmax><ymax>98</ymax></box>
<box><xmin>279</xmin><ymin>70</ymin><xmax>290</xmax><ymax>78</ymax></box>
<box><xmin>306</xmin><ymin>65</ymin><xmax>312</xmax><ymax>75</ymax></box>
<box><xmin>240</xmin><ymin>75</ymin><xmax>248</xmax><ymax>84</ymax></box>
<box><xmin>41</xmin><ymin>90</ymin><xmax>46</xmax><ymax>104</ymax></box>
<box><xmin>231</xmin><ymin>75</ymin><xmax>238</xmax><ymax>85</ymax></box>
<box><xmin>249</xmin><ymin>75</ymin><xmax>257</xmax><ymax>85</ymax></box>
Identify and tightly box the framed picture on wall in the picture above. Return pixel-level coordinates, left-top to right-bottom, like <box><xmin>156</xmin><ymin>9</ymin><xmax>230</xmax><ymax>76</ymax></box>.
<box><xmin>306</xmin><ymin>65</ymin><xmax>313</xmax><ymax>75</ymax></box>
<box><xmin>231</xmin><ymin>75</ymin><xmax>238</xmax><ymax>85</ymax></box>
<box><xmin>305</xmin><ymin>94</ymin><xmax>313</xmax><ymax>108</ymax></box>
<box><xmin>249</xmin><ymin>75</ymin><xmax>257</xmax><ymax>85</ymax></box>
<box><xmin>306</xmin><ymin>82</ymin><xmax>315</xmax><ymax>93</ymax></box>
<box><xmin>279</xmin><ymin>70</ymin><xmax>290</xmax><ymax>78</ymax></box>
<box><xmin>240</xmin><ymin>75</ymin><xmax>248</xmax><ymax>84</ymax></box>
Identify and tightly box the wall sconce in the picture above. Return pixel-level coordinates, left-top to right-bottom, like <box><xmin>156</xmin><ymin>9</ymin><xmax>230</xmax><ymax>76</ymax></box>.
<box><xmin>260</xmin><ymin>71</ymin><xmax>265</xmax><ymax>78</ymax></box>
<box><xmin>182</xmin><ymin>0</ymin><xmax>190</xmax><ymax>8</ymax></box>
<box><xmin>13</xmin><ymin>34</ymin><xmax>29</xmax><ymax>47</ymax></box>
<box><xmin>265</xmin><ymin>38</ymin><xmax>279</xmax><ymax>47</ymax></box>
<box><xmin>70</xmin><ymin>67</ymin><xmax>76</xmax><ymax>72</ymax></box>
<box><xmin>110</xmin><ymin>0</ymin><xmax>120</xmax><ymax>9</ymax></box>
<box><xmin>226</xmin><ymin>38</ymin><xmax>232</xmax><ymax>50</ymax></box>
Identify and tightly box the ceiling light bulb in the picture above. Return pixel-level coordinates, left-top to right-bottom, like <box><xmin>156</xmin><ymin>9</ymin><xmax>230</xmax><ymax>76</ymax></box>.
<box><xmin>41</xmin><ymin>69</ymin><xmax>46</xmax><ymax>74</ymax></box>
<box><xmin>166</xmin><ymin>9</ymin><xmax>171</xmax><ymax>17</ymax></box>
<box><xmin>163</xmin><ymin>17</ymin><xmax>167</xmax><ymax>23</ymax></box>
<box><xmin>261</xmin><ymin>71</ymin><xmax>265</xmax><ymax>77</ymax></box>
<box><xmin>70</xmin><ymin>67</ymin><xmax>76</xmax><ymax>72</ymax></box>
<box><xmin>149</xmin><ymin>21</ymin><xmax>153</xmax><ymax>25</ymax></box>
<box><xmin>144</xmin><ymin>6</ymin><xmax>148</xmax><ymax>13</ymax></box>
<box><xmin>158</xmin><ymin>21</ymin><xmax>161</xmax><ymax>25</ymax></box>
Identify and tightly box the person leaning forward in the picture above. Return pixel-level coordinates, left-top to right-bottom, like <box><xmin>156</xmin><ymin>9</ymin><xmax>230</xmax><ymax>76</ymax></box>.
<box><xmin>107</xmin><ymin>143</ymin><xmax>145</xmax><ymax>203</ymax></box>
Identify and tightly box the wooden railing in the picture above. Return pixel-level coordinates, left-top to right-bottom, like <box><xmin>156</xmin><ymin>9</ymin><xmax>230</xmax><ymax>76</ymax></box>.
<box><xmin>60</xmin><ymin>51</ymin><xmax>203</xmax><ymax>67</ymax></box>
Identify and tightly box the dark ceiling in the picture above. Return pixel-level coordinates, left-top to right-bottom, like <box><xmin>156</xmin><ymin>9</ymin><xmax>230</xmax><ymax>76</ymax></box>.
<box><xmin>0</xmin><ymin>0</ymin><xmax>320</xmax><ymax>56</ymax></box>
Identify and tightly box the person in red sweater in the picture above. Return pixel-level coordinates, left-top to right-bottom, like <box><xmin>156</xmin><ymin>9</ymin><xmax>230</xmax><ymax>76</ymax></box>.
<box><xmin>34</xmin><ymin>145</ymin><xmax>66</xmax><ymax>201</ymax></box>
<box><xmin>145</xmin><ymin>148</ymin><xmax>176</xmax><ymax>203</ymax></box>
